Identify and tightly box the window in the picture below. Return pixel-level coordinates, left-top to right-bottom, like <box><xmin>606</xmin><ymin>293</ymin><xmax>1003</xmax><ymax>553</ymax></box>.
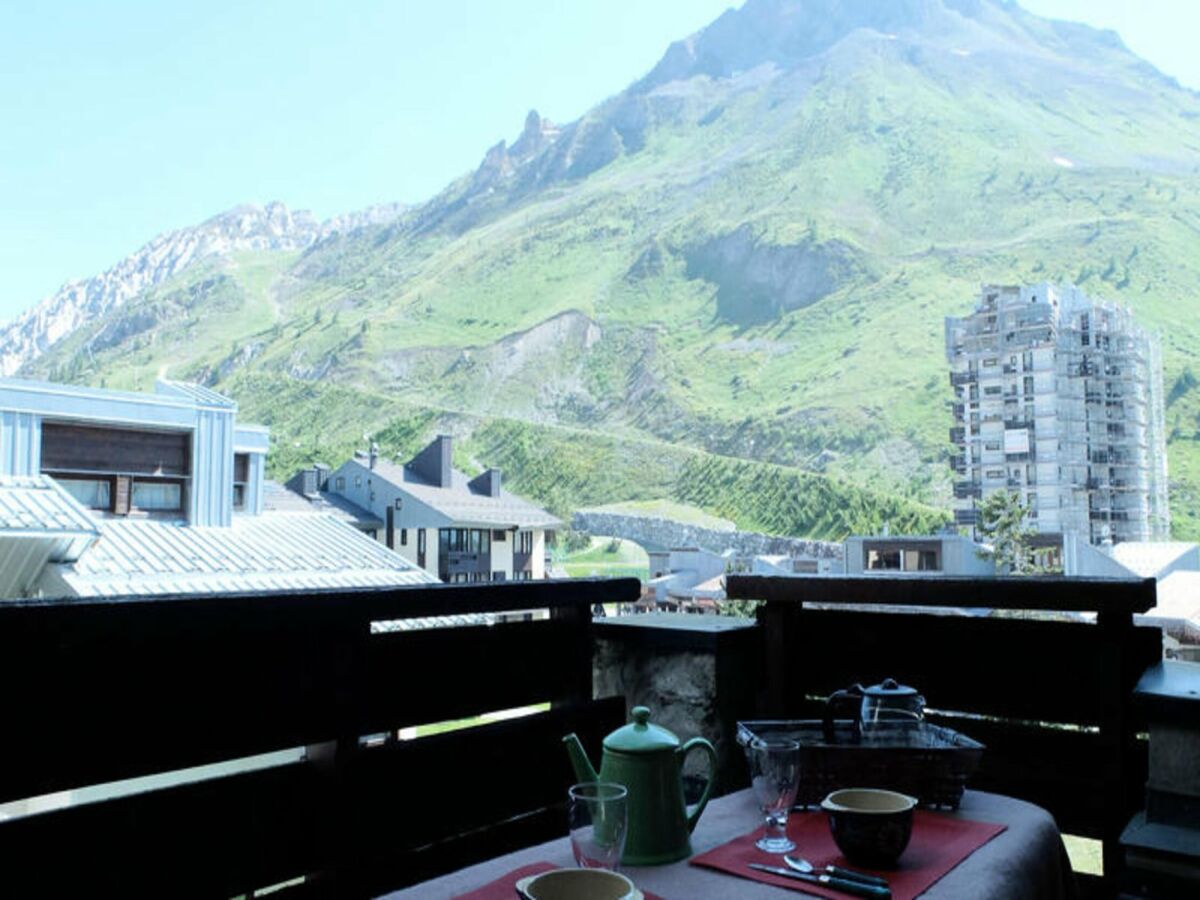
<box><xmin>336</xmin><ymin>477</ymin><xmax>345</xmax><ymax>490</ymax></box>
<box><xmin>984</xmin><ymin>386</ymin><xmax>1001</xmax><ymax>395</ymax></box>
<box><xmin>132</xmin><ymin>480</ymin><xmax>183</xmax><ymax>511</ymax></box>
<box><xmin>492</xmin><ymin>529</ymin><xmax>507</xmax><ymax>541</ymax></box>
<box><xmin>866</xmin><ymin>549</ymin><xmax>901</xmax><ymax>570</ymax></box>
<box><xmin>983</xmin><ymin>358</ymin><xmax>998</xmax><ymax>367</ymax></box>
<box><xmin>517</xmin><ymin>531</ymin><xmax>534</xmax><ymax>554</ymax></box>
<box><xmin>394</xmin><ymin>498</ymin><xmax>403</xmax><ymax>509</ymax></box>
<box><xmin>984</xmin><ymin>441</ymin><xmax>1000</xmax><ymax>451</ymax></box>
<box><xmin>59</xmin><ymin>477</ymin><xmax>112</xmax><ymax>510</ymax></box>
<box><xmin>354</xmin><ymin>475</ymin><xmax>362</xmax><ymax>488</ymax></box>
<box><xmin>492</xmin><ymin>571</ymin><xmax>506</xmax><ymax>581</ymax></box>
<box><xmin>400</xmin><ymin>528</ymin><xmax>407</xmax><ymax>546</ymax></box>
<box><xmin>232</xmin><ymin>453</ymin><xmax>249</xmax><ymax>511</ymax></box>
<box><xmin>986</xmin><ymin>469</ymin><xmax>1004</xmax><ymax>479</ymax></box>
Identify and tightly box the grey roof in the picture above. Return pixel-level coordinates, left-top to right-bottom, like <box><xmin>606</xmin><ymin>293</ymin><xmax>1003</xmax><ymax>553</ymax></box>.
<box><xmin>1107</xmin><ymin>542</ymin><xmax>1199</xmax><ymax>579</ymax></box>
<box><xmin>363</xmin><ymin>457</ymin><xmax>561</xmax><ymax>530</ymax></box>
<box><xmin>262</xmin><ymin>480</ymin><xmax>384</xmax><ymax>529</ymax></box>
<box><xmin>0</xmin><ymin>475</ymin><xmax>100</xmax><ymax>540</ymax></box>
<box><xmin>155</xmin><ymin>379</ymin><xmax>237</xmax><ymax>409</ymax></box>
<box><xmin>50</xmin><ymin>512</ymin><xmax>435</xmax><ymax>597</ymax></box>
<box><xmin>0</xmin><ymin>476</ymin><xmax>100</xmax><ymax>599</ymax></box>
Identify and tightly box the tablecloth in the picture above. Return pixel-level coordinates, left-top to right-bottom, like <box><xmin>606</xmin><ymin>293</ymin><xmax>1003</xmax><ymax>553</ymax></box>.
<box><xmin>384</xmin><ymin>789</ymin><xmax>1075</xmax><ymax>899</ymax></box>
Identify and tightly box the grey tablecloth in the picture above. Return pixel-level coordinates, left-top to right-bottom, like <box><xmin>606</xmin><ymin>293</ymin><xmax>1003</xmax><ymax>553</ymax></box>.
<box><xmin>384</xmin><ymin>789</ymin><xmax>1074</xmax><ymax>899</ymax></box>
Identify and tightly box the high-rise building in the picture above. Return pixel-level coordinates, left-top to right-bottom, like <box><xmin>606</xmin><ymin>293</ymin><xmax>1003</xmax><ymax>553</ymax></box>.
<box><xmin>946</xmin><ymin>283</ymin><xmax>1169</xmax><ymax>545</ymax></box>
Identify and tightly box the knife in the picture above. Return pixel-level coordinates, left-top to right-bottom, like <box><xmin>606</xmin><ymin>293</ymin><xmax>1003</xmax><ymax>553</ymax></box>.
<box><xmin>748</xmin><ymin>862</ymin><xmax>892</xmax><ymax>899</ymax></box>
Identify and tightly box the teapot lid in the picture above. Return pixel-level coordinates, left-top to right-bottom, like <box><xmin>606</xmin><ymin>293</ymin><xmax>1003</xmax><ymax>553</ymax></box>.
<box><xmin>603</xmin><ymin>706</ymin><xmax>680</xmax><ymax>754</ymax></box>
<box><xmin>862</xmin><ymin>678</ymin><xmax>920</xmax><ymax>698</ymax></box>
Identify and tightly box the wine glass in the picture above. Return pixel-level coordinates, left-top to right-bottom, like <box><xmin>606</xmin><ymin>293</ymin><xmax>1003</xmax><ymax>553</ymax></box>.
<box><xmin>568</xmin><ymin>782</ymin><xmax>628</xmax><ymax>870</ymax></box>
<box><xmin>748</xmin><ymin>737</ymin><xmax>801</xmax><ymax>853</ymax></box>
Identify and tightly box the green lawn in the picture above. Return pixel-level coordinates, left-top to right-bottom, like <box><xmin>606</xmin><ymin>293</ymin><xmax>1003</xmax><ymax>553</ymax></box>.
<box><xmin>560</xmin><ymin>536</ymin><xmax>650</xmax><ymax>582</ymax></box>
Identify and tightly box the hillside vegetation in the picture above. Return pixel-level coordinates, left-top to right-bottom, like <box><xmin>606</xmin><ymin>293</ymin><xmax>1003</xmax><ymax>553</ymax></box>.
<box><xmin>15</xmin><ymin>0</ymin><xmax>1200</xmax><ymax>539</ymax></box>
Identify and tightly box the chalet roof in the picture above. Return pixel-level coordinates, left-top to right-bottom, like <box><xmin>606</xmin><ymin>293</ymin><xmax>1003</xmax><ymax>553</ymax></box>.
<box><xmin>262</xmin><ymin>480</ymin><xmax>384</xmax><ymax>530</ymax></box>
<box><xmin>47</xmin><ymin>513</ymin><xmax>435</xmax><ymax>598</ymax></box>
<box><xmin>357</xmin><ymin>457</ymin><xmax>561</xmax><ymax>530</ymax></box>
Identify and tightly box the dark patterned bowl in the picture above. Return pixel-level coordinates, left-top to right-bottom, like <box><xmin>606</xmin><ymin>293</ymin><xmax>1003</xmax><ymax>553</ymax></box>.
<box><xmin>821</xmin><ymin>788</ymin><xmax>917</xmax><ymax>868</ymax></box>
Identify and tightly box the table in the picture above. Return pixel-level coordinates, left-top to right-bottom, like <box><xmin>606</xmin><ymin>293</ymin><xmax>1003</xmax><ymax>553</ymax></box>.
<box><xmin>385</xmin><ymin>789</ymin><xmax>1075</xmax><ymax>899</ymax></box>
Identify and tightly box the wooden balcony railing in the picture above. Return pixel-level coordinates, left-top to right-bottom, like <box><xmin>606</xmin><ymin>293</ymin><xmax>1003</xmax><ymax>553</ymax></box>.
<box><xmin>0</xmin><ymin>577</ymin><xmax>640</xmax><ymax>899</ymax></box>
<box><xmin>726</xmin><ymin>573</ymin><xmax>1161</xmax><ymax>897</ymax></box>
<box><xmin>0</xmin><ymin>574</ymin><xmax>1161</xmax><ymax>898</ymax></box>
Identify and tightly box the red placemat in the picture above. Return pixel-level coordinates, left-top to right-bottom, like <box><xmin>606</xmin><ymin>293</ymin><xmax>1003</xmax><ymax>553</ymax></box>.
<box><xmin>452</xmin><ymin>861</ymin><xmax>663</xmax><ymax>899</ymax></box>
<box><xmin>690</xmin><ymin>810</ymin><xmax>1006</xmax><ymax>900</ymax></box>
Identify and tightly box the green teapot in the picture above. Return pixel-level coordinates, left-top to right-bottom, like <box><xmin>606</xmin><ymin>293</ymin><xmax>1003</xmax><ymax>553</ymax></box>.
<box><xmin>563</xmin><ymin>706</ymin><xmax>717</xmax><ymax>865</ymax></box>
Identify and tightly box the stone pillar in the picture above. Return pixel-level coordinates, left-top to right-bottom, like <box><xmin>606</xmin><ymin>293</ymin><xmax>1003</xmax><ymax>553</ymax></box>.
<box><xmin>592</xmin><ymin>613</ymin><xmax>760</xmax><ymax>797</ymax></box>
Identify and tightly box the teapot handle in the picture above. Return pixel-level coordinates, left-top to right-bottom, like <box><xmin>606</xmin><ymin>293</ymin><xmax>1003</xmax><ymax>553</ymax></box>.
<box><xmin>679</xmin><ymin>737</ymin><xmax>718</xmax><ymax>834</ymax></box>
<box><xmin>822</xmin><ymin>684</ymin><xmax>865</xmax><ymax>743</ymax></box>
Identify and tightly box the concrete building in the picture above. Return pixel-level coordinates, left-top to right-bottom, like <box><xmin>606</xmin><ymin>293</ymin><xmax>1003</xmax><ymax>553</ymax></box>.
<box><xmin>843</xmin><ymin>533</ymin><xmax>996</xmax><ymax>576</ymax></box>
<box><xmin>946</xmin><ymin>283</ymin><xmax>1168</xmax><ymax>545</ymax></box>
<box><xmin>328</xmin><ymin>435</ymin><xmax>560</xmax><ymax>583</ymax></box>
<box><xmin>0</xmin><ymin>377</ymin><xmax>434</xmax><ymax>598</ymax></box>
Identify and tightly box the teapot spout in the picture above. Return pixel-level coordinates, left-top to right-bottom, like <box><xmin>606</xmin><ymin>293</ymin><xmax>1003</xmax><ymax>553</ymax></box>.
<box><xmin>562</xmin><ymin>733</ymin><xmax>598</xmax><ymax>784</ymax></box>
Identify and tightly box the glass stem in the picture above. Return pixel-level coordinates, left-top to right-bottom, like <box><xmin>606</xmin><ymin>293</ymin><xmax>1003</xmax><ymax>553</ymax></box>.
<box><xmin>765</xmin><ymin>809</ymin><xmax>787</xmax><ymax>842</ymax></box>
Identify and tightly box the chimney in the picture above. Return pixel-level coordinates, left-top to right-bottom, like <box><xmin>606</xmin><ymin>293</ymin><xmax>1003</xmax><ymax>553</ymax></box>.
<box><xmin>410</xmin><ymin>434</ymin><xmax>453</xmax><ymax>488</ymax></box>
<box><xmin>469</xmin><ymin>467</ymin><xmax>502</xmax><ymax>498</ymax></box>
<box><xmin>369</xmin><ymin>441</ymin><xmax>379</xmax><ymax>470</ymax></box>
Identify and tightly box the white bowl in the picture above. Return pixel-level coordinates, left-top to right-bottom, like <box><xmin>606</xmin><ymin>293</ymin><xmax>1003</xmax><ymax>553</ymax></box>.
<box><xmin>516</xmin><ymin>868</ymin><xmax>641</xmax><ymax>900</ymax></box>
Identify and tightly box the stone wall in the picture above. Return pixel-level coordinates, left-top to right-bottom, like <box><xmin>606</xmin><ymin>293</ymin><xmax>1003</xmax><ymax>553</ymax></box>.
<box><xmin>573</xmin><ymin>509</ymin><xmax>843</xmax><ymax>560</ymax></box>
<box><xmin>592</xmin><ymin>614</ymin><xmax>760</xmax><ymax>797</ymax></box>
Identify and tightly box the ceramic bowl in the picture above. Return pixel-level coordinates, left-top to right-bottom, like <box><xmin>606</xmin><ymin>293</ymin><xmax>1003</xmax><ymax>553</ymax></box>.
<box><xmin>515</xmin><ymin>868</ymin><xmax>641</xmax><ymax>900</ymax></box>
<box><xmin>820</xmin><ymin>787</ymin><xmax>918</xmax><ymax>868</ymax></box>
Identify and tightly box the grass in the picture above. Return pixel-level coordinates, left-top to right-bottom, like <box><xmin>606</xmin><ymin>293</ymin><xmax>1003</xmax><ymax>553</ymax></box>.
<box><xmin>22</xmin><ymin>21</ymin><xmax>1200</xmax><ymax>538</ymax></box>
<box><xmin>559</xmin><ymin>536</ymin><xmax>650</xmax><ymax>581</ymax></box>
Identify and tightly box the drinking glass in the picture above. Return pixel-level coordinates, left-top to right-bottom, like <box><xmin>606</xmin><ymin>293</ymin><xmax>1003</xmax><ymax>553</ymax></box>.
<box><xmin>568</xmin><ymin>782</ymin><xmax>628</xmax><ymax>870</ymax></box>
<box><xmin>748</xmin><ymin>737</ymin><xmax>801</xmax><ymax>853</ymax></box>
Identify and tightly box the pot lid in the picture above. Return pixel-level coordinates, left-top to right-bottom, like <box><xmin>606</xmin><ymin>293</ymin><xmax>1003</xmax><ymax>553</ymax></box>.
<box><xmin>862</xmin><ymin>677</ymin><xmax>920</xmax><ymax>698</ymax></box>
<box><xmin>603</xmin><ymin>706</ymin><xmax>679</xmax><ymax>753</ymax></box>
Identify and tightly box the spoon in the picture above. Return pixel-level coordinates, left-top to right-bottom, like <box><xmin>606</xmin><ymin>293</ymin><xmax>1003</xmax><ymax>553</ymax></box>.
<box><xmin>785</xmin><ymin>855</ymin><xmax>890</xmax><ymax>887</ymax></box>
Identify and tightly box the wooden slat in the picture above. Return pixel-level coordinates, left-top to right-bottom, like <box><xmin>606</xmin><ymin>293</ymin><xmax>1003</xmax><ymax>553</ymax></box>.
<box><xmin>0</xmin><ymin>580</ymin><xmax>637</xmax><ymax>803</ymax></box>
<box><xmin>41</xmin><ymin>422</ymin><xmax>190</xmax><ymax>476</ymax></box>
<box><xmin>0</xmin><ymin>761</ymin><xmax>334</xmax><ymax>900</ymax></box>
<box><xmin>762</xmin><ymin>607</ymin><xmax>1160</xmax><ymax>726</ymax></box>
<box><xmin>345</xmin><ymin>698</ymin><xmax>625</xmax><ymax>896</ymax></box>
<box><xmin>729</xmin><ymin>574</ymin><xmax>1158</xmax><ymax>614</ymax></box>
<box><xmin>364</xmin><ymin>618</ymin><xmax>586</xmax><ymax>730</ymax></box>
<box><xmin>0</xmin><ymin>593</ymin><xmax>359</xmax><ymax>802</ymax></box>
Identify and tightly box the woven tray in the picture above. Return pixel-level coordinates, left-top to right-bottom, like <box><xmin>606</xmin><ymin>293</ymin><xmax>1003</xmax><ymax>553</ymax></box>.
<box><xmin>737</xmin><ymin>719</ymin><xmax>984</xmax><ymax>810</ymax></box>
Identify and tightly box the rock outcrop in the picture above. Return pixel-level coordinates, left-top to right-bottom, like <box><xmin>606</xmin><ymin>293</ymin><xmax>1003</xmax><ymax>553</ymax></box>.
<box><xmin>0</xmin><ymin>201</ymin><xmax>404</xmax><ymax>376</ymax></box>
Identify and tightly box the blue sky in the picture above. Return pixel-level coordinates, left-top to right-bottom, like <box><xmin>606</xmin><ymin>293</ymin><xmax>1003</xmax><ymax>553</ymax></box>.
<box><xmin>0</xmin><ymin>0</ymin><xmax>1196</xmax><ymax>320</ymax></box>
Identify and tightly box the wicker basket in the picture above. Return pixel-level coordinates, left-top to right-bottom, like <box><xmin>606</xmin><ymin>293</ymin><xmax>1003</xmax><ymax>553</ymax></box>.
<box><xmin>737</xmin><ymin>719</ymin><xmax>984</xmax><ymax>810</ymax></box>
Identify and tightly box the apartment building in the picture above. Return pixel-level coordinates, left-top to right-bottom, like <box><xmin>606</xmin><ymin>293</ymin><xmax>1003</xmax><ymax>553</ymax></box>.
<box><xmin>0</xmin><ymin>377</ymin><xmax>433</xmax><ymax>598</ymax></box>
<box><xmin>946</xmin><ymin>283</ymin><xmax>1169</xmax><ymax>544</ymax></box>
<box><xmin>328</xmin><ymin>435</ymin><xmax>560</xmax><ymax>583</ymax></box>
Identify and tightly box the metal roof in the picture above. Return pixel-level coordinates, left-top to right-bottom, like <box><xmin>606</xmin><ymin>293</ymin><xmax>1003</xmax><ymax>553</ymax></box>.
<box><xmin>155</xmin><ymin>380</ymin><xmax>237</xmax><ymax>409</ymax></box>
<box><xmin>0</xmin><ymin>476</ymin><xmax>99</xmax><ymax>599</ymax></box>
<box><xmin>0</xmin><ymin>475</ymin><xmax>100</xmax><ymax>540</ymax></box>
<box><xmin>262</xmin><ymin>480</ymin><xmax>384</xmax><ymax>530</ymax></box>
<box><xmin>357</xmin><ymin>458</ymin><xmax>561</xmax><ymax>530</ymax></box>
<box><xmin>1107</xmin><ymin>542</ymin><xmax>1199</xmax><ymax>579</ymax></box>
<box><xmin>48</xmin><ymin>512</ymin><xmax>436</xmax><ymax>598</ymax></box>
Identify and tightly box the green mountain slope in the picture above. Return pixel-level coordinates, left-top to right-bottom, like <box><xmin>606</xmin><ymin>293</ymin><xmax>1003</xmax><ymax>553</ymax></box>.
<box><xmin>21</xmin><ymin>0</ymin><xmax>1200</xmax><ymax>539</ymax></box>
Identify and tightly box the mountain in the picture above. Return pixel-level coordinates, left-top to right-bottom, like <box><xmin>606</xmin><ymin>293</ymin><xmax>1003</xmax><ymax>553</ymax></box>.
<box><xmin>0</xmin><ymin>201</ymin><xmax>405</xmax><ymax>376</ymax></box>
<box><xmin>8</xmin><ymin>0</ymin><xmax>1200</xmax><ymax>539</ymax></box>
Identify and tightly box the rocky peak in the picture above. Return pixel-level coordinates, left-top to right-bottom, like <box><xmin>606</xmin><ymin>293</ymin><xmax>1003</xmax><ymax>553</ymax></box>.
<box><xmin>0</xmin><ymin>200</ymin><xmax>403</xmax><ymax>376</ymax></box>
<box><xmin>635</xmin><ymin>0</ymin><xmax>1137</xmax><ymax>91</ymax></box>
